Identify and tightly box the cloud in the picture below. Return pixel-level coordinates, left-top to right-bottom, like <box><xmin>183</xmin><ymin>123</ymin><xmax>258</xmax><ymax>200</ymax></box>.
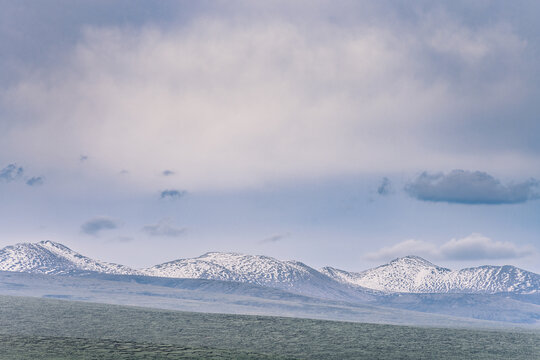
<box><xmin>26</xmin><ymin>176</ymin><xmax>44</xmax><ymax>186</ymax></box>
<box><xmin>1</xmin><ymin>4</ymin><xmax>536</xmax><ymax>191</ymax></box>
<box><xmin>111</xmin><ymin>236</ymin><xmax>134</xmax><ymax>243</ymax></box>
<box><xmin>365</xmin><ymin>239</ymin><xmax>438</xmax><ymax>261</ymax></box>
<box><xmin>81</xmin><ymin>217</ymin><xmax>120</xmax><ymax>235</ymax></box>
<box><xmin>439</xmin><ymin>234</ymin><xmax>534</xmax><ymax>261</ymax></box>
<box><xmin>160</xmin><ymin>189</ymin><xmax>186</xmax><ymax>200</ymax></box>
<box><xmin>142</xmin><ymin>219</ymin><xmax>185</xmax><ymax>237</ymax></box>
<box><xmin>0</xmin><ymin>163</ymin><xmax>44</xmax><ymax>186</ymax></box>
<box><xmin>261</xmin><ymin>233</ymin><xmax>290</xmax><ymax>244</ymax></box>
<box><xmin>0</xmin><ymin>164</ymin><xmax>24</xmax><ymax>182</ymax></box>
<box><xmin>365</xmin><ymin>233</ymin><xmax>534</xmax><ymax>261</ymax></box>
<box><xmin>377</xmin><ymin>177</ymin><xmax>392</xmax><ymax>196</ymax></box>
<box><xmin>405</xmin><ymin>170</ymin><xmax>540</xmax><ymax>204</ymax></box>
<box><xmin>162</xmin><ymin>170</ymin><xmax>175</xmax><ymax>176</ymax></box>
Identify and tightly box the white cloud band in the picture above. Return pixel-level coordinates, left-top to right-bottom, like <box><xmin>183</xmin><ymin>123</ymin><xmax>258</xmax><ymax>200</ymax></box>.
<box><xmin>365</xmin><ymin>233</ymin><xmax>535</xmax><ymax>261</ymax></box>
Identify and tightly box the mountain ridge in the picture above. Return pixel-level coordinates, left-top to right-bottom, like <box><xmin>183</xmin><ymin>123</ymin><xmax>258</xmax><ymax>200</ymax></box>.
<box><xmin>321</xmin><ymin>255</ymin><xmax>539</xmax><ymax>294</ymax></box>
<box><xmin>0</xmin><ymin>240</ymin><xmax>140</xmax><ymax>276</ymax></box>
<box><xmin>143</xmin><ymin>251</ymin><xmax>373</xmax><ymax>301</ymax></box>
<box><xmin>0</xmin><ymin>240</ymin><xmax>538</xmax><ymax>295</ymax></box>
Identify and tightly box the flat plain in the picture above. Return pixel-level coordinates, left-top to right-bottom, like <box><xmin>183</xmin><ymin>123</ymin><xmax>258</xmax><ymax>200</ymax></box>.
<box><xmin>0</xmin><ymin>295</ymin><xmax>538</xmax><ymax>359</ymax></box>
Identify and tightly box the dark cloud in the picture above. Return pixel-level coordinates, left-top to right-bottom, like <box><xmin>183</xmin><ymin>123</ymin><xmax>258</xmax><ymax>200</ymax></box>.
<box><xmin>377</xmin><ymin>177</ymin><xmax>392</xmax><ymax>196</ymax></box>
<box><xmin>261</xmin><ymin>233</ymin><xmax>290</xmax><ymax>244</ymax></box>
<box><xmin>405</xmin><ymin>170</ymin><xmax>540</xmax><ymax>204</ymax></box>
<box><xmin>26</xmin><ymin>176</ymin><xmax>44</xmax><ymax>186</ymax></box>
<box><xmin>0</xmin><ymin>1</ymin><xmax>198</xmax><ymax>83</ymax></box>
<box><xmin>142</xmin><ymin>220</ymin><xmax>185</xmax><ymax>237</ymax></box>
<box><xmin>80</xmin><ymin>155</ymin><xmax>88</xmax><ymax>162</ymax></box>
<box><xmin>0</xmin><ymin>164</ymin><xmax>24</xmax><ymax>182</ymax></box>
<box><xmin>81</xmin><ymin>217</ymin><xmax>119</xmax><ymax>235</ymax></box>
<box><xmin>160</xmin><ymin>189</ymin><xmax>186</xmax><ymax>200</ymax></box>
<box><xmin>111</xmin><ymin>236</ymin><xmax>134</xmax><ymax>243</ymax></box>
<box><xmin>162</xmin><ymin>170</ymin><xmax>175</xmax><ymax>176</ymax></box>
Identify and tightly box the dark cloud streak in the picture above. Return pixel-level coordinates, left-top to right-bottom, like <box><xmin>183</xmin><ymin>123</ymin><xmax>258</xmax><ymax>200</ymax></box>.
<box><xmin>142</xmin><ymin>220</ymin><xmax>185</xmax><ymax>237</ymax></box>
<box><xmin>26</xmin><ymin>176</ymin><xmax>44</xmax><ymax>186</ymax></box>
<box><xmin>81</xmin><ymin>217</ymin><xmax>119</xmax><ymax>235</ymax></box>
<box><xmin>261</xmin><ymin>233</ymin><xmax>290</xmax><ymax>244</ymax></box>
<box><xmin>377</xmin><ymin>177</ymin><xmax>392</xmax><ymax>196</ymax></box>
<box><xmin>160</xmin><ymin>189</ymin><xmax>186</xmax><ymax>200</ymax></box>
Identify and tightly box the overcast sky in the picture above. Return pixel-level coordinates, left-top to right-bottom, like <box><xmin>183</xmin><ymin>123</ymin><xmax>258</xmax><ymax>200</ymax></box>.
<box><xmin>1</xmin><ymin>0</ymin><xmax>539</xmax><ymax>272</ymax></box>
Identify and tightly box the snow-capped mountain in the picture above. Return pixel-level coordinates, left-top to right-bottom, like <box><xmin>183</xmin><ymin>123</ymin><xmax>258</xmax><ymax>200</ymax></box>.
<box><xmin>321</xmin><ymin>255</ymin><xmax>540</xmax><ymax>294</ymax></box>
<box><xmin>143</xmin><ymin>252</ymin><xmax>371</xmax><ymax>300</ymax></box>
<box><xmin>0</xmin><ymin>241</ymin><xmax>538</xmax><ymax>296</ymax></box>
<box><xmin>0</xmin><ymin>241</ymin><xmax>139</xmax><ymax>275</ymax></box>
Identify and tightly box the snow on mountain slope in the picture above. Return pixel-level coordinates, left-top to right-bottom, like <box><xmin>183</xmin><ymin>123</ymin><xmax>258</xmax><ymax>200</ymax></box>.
<box><xmin>1</xmin><ymin>241</ymin><xmax>538</xmax><ymax>296</ymax></box>
<box><xmin>144</xmin><ymin>252</ymin><xmax>318</xmax><ymax>287</ymax></box>
<box><xmin>321</xmin><ymin>256</ymin><xmax>540</xmax><ymax>294</ymax></box>
<box><xmin>322</xmin><ymin>256</ymin><xmax>450</xmax><ymax>293</ymax></box>
<box><xmin>143</xmin><ymin>252</ymin><xmax>372</xmax><ymax>300</ymax></box>
<box><xmin>444</xmin><ymin>265</ymin><xmax>540</xmax><ymax>294</ymax></box>
<box><xmin>0</xmin><ymin>241</ymin><xmax>140</xmax><ymax>275</ymax></box>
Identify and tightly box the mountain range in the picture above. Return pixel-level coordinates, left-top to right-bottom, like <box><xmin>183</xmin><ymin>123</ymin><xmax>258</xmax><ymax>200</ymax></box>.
<box><xmin>1</xmin><ymin>240</ymin><xmax>539</xmax><ymax>325</ymax></box>
<box><xmin>0</xmin><ymin>240</ymin><xmax>538</xmax><ymax>296</ymax></box>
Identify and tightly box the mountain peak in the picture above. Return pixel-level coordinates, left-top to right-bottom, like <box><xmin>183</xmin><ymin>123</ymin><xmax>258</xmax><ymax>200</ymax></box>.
<box><xmin>38</xmin><ymin>240</ymin><xmax>62</xmax><ymax>246</ymax></box>
<box><xmin>389</xmin><ymin>255</ymin><xmax>438</xmax><ymax>268</ymax></box>
<box><xmin>200</xmin><ymin>251</ymin><xmax>279</xmax><ymax>258</ymax></box>
<box><xmin>37</xmin><ymin>240</ymin><xmax>72</xmax><ymax>252</ymax></box>
<box><xmin>38</xmin><ymin>240</ymin><xmax>57</xmax><ymax>245</ymax></box>
<box><xmin>395</xmin><ymin>255</ymin><xmax>429</xmax><ymax>261</ymax></box>
<box><xmin>198</xmin><ymin>251</ymin><xmax>253</xmax><ymax>258</ymax></box>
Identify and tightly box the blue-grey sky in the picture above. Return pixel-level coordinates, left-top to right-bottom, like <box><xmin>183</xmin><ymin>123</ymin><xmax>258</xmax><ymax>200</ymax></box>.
<box><xmin>1</xmin><ymin>1</ymin><xmax>539</xmax><ymax>272</ymax></box>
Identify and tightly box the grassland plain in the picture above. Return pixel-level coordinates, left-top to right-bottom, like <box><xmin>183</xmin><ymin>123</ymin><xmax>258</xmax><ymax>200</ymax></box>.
<box><xmin>0</xmin><ymin>296</ymin><xmax>538</xmax><ymax>359</ymax></box>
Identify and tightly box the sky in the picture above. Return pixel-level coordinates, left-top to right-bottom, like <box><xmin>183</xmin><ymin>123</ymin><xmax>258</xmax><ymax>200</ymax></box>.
<box><xmin>1</xmin><ymin>0</ymin><xmax>540</xmax><ymax>272</ymax></box>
